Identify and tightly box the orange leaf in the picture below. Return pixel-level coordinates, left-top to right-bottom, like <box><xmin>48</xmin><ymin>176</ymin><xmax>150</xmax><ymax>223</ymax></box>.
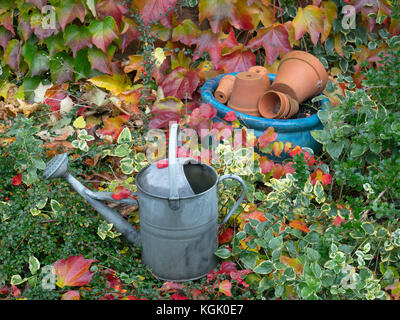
<box><xmin>289</xmin><ymin>220</ymin><xmax>310</xmax><ymax>233</ymax></box>
<box><xmin>54</xmin><ymin>255</ymin><xmax>98</xmax><ymax>288</ymax></box>
<box><xmin>280</xmin><ymin>256</ymin><xmax>303</xmax><ymax>275</ymax></box>
<box><xmin>272</xmin><ymin>141</ymin><xmax>284</xmax><ymax>157</ymax></box>
<box><xmin>100</xmin><ymin>114</ymin><xmax>131</xmax><ymax>141</ymax></box>
<box><xmin>219</xmin><ymin>279</ymin><xmax>232</xmax><ymax>297</ymax></box>
<box><xmin>293</xmin><ymin>5</ymin><xmax>325</xmax><ymax>45</ymax></box>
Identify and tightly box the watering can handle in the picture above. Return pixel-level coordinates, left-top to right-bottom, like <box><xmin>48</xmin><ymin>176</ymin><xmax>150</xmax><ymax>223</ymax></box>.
<box><xmin>218</xmin><ymin>174</ymin><xmax>246</xmax><ymax>225</ymax></box>
<box><xmin>168</xmin><ymin>123</ymin><xmax>180</xmax><ymax>209</ymax></box>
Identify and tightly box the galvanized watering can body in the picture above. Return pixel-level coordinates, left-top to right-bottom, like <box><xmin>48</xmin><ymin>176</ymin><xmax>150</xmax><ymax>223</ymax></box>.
<box><xmin>43</xmin><ymin>124</ymin><xmax>246</xmax><ymax>281</ymax></box>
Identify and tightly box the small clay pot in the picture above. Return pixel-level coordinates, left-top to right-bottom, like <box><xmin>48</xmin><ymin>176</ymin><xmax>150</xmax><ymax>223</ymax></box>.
<box><xmin>214</xmin><ymin>75</ymin><xmax>236</xmax><ymax>104</ymax></box>
<box><xmin>229</xmin><ymin>105</ymin><xmax>261</xmax><ymax>117</ymax></box>
<box><xmin>248</xmin><ymin>66</ymin><xmax>270</xmax><ymax>90</ymax></box>
<box><xmin>228</xmin><ymin>71</ymin><xmax>267</xmax><ymax>116</ymax></box>
<box><xmin>285</xmin><ymin>97</ymin><xmax>299</xmax><ymax>119</ymax></box>
<box><xmin>258</xmin><ymin>90</ymin><xmax>295</xmax><ymax>119</ymax></box>
<box><xmin>271</xmin><ymin>50</ymin><xmax>329</xmax><ymax>104</ymax></box>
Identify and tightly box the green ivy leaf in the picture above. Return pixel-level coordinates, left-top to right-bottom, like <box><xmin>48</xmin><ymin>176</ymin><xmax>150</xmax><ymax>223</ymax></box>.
<box><xmin>253</xmin><ymin>260</ymin><xmax>274</xmax><ymax>274</ymax></box>
<box><xmin>214</xmin><ymin>247</ymin><xmax>231</xmax><ymax>259</ymax></box>
<box><xmin>29</xmin><ymin>256</ymin><xmax>40</xmax><ymax>275</ymax></box>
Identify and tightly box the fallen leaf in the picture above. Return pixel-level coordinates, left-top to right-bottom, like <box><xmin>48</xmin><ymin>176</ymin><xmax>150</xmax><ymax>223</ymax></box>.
<box><xmin>219</xmin><ymin>279</ymin><xmax>232</xmax><ymax>297</ymax></box>
<box><xmin>61</xmin><ymin>290</ymin><xmax>80</xmax><ymax>300</ymax></box>
<box><xmin>54</xmin><ymin>255</ymin><xmax>98</xmax><ymax>288</ymax></box>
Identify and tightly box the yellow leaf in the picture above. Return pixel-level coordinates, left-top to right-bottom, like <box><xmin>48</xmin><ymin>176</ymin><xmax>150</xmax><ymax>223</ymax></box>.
<box><xmin>73</xmin><ymin>116</ymin><xmax>86</xmax><ymax>129</ymax></box>
<box><xmin>152</xmin><ymin>47</ymin><xmax>166</xmax><ymax>67</ymax></box>
<box><xmin>88</xmin><ymin>74</ymin><xmax>132</xmax><ymax>96</ymax></box>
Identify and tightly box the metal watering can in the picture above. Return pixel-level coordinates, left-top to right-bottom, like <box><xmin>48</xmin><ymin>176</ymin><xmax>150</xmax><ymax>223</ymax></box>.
<box><xmin>43</xmin><ymin>123</ymin><xmax>246</xmax><ymax>281</ymax></box>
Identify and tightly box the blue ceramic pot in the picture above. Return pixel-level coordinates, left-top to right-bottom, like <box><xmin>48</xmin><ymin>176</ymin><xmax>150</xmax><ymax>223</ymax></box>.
<box><xmin>201</xmin><ymin>72</ymin><xmax>329</xmax><ymax>157</ymax></box>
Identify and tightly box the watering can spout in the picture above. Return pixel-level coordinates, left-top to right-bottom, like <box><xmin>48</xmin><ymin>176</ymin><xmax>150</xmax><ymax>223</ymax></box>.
<box><xmin>43</xmin><ymin>153</ymin><xmax>141</xmax><ymax>246</ymax></box>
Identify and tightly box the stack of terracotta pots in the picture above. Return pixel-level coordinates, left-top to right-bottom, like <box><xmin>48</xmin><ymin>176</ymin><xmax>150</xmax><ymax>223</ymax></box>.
<box><xmin>214</xmin><ymin>50</ymin><xmax>329</xmax><ymax>119</ymax></box>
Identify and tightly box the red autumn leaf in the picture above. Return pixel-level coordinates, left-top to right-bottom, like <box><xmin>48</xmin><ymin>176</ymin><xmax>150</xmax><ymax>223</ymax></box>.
<box><xmin>64</xmin><ymin>25</ymin><xmax>93</xmax><ymax>58</ymax></box>
<box><xmin>96</xmin><ymin>0</ymin><xmax>128</xmax><ymax>27</ymax></box>
<box><xmin>12</xmin><ymin>173</ymin><xmax>22</xmax><ymax>186</ymax></box>
<box><xmin>310</xmin><ymin>168</ymin><xmax>332</xmax><ymax>186</ymax></box>
<box><xmin>54</xmin><ymin>255</ymin><xmax>98</xmax><ymax>288</ymax></box>
<box><xmin>333</xmin><ymin>215</ymin><xmax>346</xmax><ymax>227</ymax></box>
<box><xmin>230</xmin><ymin>269</ymin><xmax>252</xmax><ymax>287</ymax></box>
<box><xmin>272</xmin><ymin>163</ymin><xmax>284</xmax><ymax>179</ymax></box>
<box><xmin>218</xmin><ymin>261</ymin><xmax>237</xmax><ymax>275</ymax></box>
<box><xmin>88</xmin><ymin>16</ymin><xmax>119</xmax><ymax>55</ymax></box>
<box><xmin>11</xmin><ymin>285</ymin><xmax>20</xmax><ymax>298</ymax></box>
<box><xmin>218</xmin><ymin>228</ymin><xmax>234</xmax><ymax>244</ymax></box>
<box><xmin>0</xmin><ymin>27</ymin><xmax>13</xmax><ymax>51</ymax></box>
<box><xmin>100</xmin><ymin>114</ymin><xmax>131</xmax><ymax>140</ymax></box>
<box><xmin>172</xmin><ymin>20</ymin><xmax>223</xmax><ymax>66</ymax></box>
<box><xmin>219</xmin><ymin>279</ymin><xmax>232</xmax><ymax>297</ymax></box>
<box><xmin>289</xmin><ymin>145</ymin><xmax>303</xmax><ymax>157</ymax></box>
<box><xmin>160</xmin><ymin>67</ymin><xmax>200</xmax><ymax>100</ymax></box>
<box><xmin>1</xmin><ymin>10</ymin><xmax>14</xmax><ymax>35</ymax></box>
<box><xmin>247</xmin><ymin>23</ymin><xmax>292</xmax><ymax>65</ymax></box>
<box><xmin>121</xmin><ymin>17</ymin><xmax>141</xmax><ymax>53</ymax></box>
<box><xmin>159</xmin><ymin>281</ymin><xmax>184</xmax><ymax>292</ymax></box>
<box><xmin>112</xmin><ymin>186</ymin><xmax>134</xmax><ymax>200</ymax></box>
<box><xmin>259</xmin><ymin>156</ymin><xmax>275</xmax><ymax>174</ymax></box>
<box><xmin>0</xmin><ymin>285</ymin><xmax>9</xmax><ymax>295</ymax></box>
<box><xmin>219</xmin><ymin>48</ymin><xmax>256</xmax><ymax>73</ymax></box>
<box><xmin>170</xmin><ymin>293</ymin><xmax>189</xmax><ymax>300</ymax></box>
<box><xmin>258</xmin><ymin>127</ymin><xmax>277</xmax><ymax>149</ymax></box>
<box><xmin>157</xmin><ymin>159</ymin><xmax>169</xmax><ymax>169</ymax></box>
<box><xmin>61</xmin><ymin>290</ymin><xmax>80</xmax><ymax>300</ymax></box>
<box><xmin>56</xmin><ymin>0</ymin><xmax>86</xmax><ymax>32</ymax></box>
<box><xmin>283</xmin><ymin>162</ymin><xmax>296</xmax><ymax>175</ymax></box>
<box><xmin>223</xmin><ymin>111</ymin><xmax>237</xmax><ymax>122</ymax></box>
<box><xmin>43</xmin><ymin>83</ymin><xmax>69</xmax><ymax>113</ymax></box>
<box><xmin>289</xmin><ymin>220</ymin><xmax>310</xmax><ymax>233</ymax></box>
<box><xmin>206</xmin><ymin>269</ymin><xmax>217</xmax><ymax>283</ymax></box>
<box><xmin>133</xmin><ymin>0</ymin><xmax>177</xmax><ymax>27</ymax></box>
<box><xmin>198</xmin><ymin>103</ymin><xmax>217</xmax><ymax>119</ymax></box>
<box><xmin>345</xmin><ymin>0</ymin><xmax>392</xmax><ymax>32</ymax></box>
<box><xmin>249</xmin><ymin>210</ymin><xmax>267</xmax><ymax>222</ymax></box>
<box><xmin>199</xmin><ymin>0</ymin><xmax>257</xmax><ymax>34</ymax></box>
<box><xmin>88</xmin><ymin>47</ymin><xmax>113</xmax><ymax>75</ymax></box>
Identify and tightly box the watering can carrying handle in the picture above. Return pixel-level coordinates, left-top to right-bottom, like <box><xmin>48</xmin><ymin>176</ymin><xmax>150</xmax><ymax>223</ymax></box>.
<box><xmin>168</xmin><ymin>123</ymin><xmax>180</xmax><ymax>210</ymax></box>
<box><xmin>218</xmin><ymin>174</ymin><xmax>247</xmax><ymax>225</ymax></box>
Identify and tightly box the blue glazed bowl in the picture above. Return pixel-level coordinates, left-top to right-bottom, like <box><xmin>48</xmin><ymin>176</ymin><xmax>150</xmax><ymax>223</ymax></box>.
<box><xmin>201</xmin><ymin>72</ymin><xmax>329</xmax><ymax>156</ymax></box>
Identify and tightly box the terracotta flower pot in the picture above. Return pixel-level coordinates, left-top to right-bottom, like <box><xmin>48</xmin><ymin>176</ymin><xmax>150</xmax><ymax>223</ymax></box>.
<box><xmin>285</xmin><ymin>97</ymin><xmax>299</xmax><ymax>119</ymax></box>
<box><xmin>228</xmin><ymin>71</ymin><xmax>267</xmax><ymax>116</ymax></box>
<box><xmin>214</xmin><ymin>75</ymin><xmax>236</xmax><ymax>104</ymax></box>
<box><xmin>258</xmin><ymin>90</ymin><xmax>299</xmax><ymax>119</ymax></box>
<box><xmin>248</xmin><ymin>66</ymin><xmax>270</xmax><ymax>90</ymax></box>
<box><xmin>271</xmin><ymin>50</ymin><xmax>329</xmax><ymax>104</ymax></box>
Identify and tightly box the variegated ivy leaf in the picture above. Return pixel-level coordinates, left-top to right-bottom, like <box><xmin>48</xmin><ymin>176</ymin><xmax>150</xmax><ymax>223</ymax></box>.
<box><xmin>72</xmin><ymin>139</ymin><xmax>89</xmax><ymax>152</ymax></box>
<box><xmin>78</xmin><ymin>129</ymin><xmax>95</xmax><ymax>141</ymax></box>
<box><xmin>30</xmin><ymin>207</ymin><xmax>41</xmax><ymax>216</ymax></box>
<box><xmin>313</xmin><ymin>181</ymin><xmax>325</xmax><ymax>204</ymax></box>
<box><xmin>29</xmin><ymin>256</ymin><xmax>40</xmax><ymax>275</ymax></box>
<box><xmin>97</xmin><ymin>222</ymin><xmax>121</xmax><ymax>240</ymax></box>
<box><xmin>11</xmin><ymin>274</ymin><xmax>27</xmax><ymax>286</ymax></box>
<box><xmin>111</xmin><ymin>144</ymin><xmax>130</xmax><ymax>157</ymax></box>
<box><xmin>36</xmin><ymin>198</ymin><xmax>48</xmax><ymax>209</ymax></box>
<box><xmin>50</xmin><ymin>199</ymin><xmax>63</xmax><ymax>217</ymax></box>
<box><xmin>117</xmin><ymin>127</ymin><xmax>132</xmax><ymax>144</ymax></box>
<box><xmin>120</xmin><ymin>157</ymin><xmax>134</xmax><ymax>175</ymax></box>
